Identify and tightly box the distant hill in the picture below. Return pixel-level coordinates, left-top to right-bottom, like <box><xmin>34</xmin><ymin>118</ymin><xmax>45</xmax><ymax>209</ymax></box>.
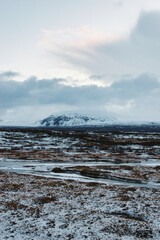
<box><xmin>37</xmin><ymin>113</ymin><xmax>117</xmax><ymax>127</ymax></box>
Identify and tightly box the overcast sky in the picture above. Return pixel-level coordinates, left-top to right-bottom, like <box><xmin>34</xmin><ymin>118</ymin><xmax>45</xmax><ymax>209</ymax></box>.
<box><xmin>0</xmin><ymin>0</ymin><xmax>160</xmax><ymax>122</ymax></box>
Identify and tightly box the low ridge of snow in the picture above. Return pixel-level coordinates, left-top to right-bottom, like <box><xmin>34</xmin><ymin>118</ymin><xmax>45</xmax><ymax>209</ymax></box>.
<box><xmin>0</xmin><ymin>119</ymin><xmax>33</xmax><ymax>127</ymax></box>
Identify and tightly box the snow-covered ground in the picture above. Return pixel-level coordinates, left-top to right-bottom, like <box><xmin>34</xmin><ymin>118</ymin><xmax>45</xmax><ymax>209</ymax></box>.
<box><xmin>0</xmin><ymin>171</ymin><xmax>160</xmax><ymax>240</ymax></box>
<box><xmin>0</xmin><ymin>129</ymin><xmax>160</xmax><ymax>239</ymax></box>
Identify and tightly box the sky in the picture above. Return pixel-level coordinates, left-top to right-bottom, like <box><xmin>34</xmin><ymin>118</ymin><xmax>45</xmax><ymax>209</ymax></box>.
<box><xmin>0</xmin><ymin>0</ymin><xmax>160</xmax><ymax>123</ymax></box>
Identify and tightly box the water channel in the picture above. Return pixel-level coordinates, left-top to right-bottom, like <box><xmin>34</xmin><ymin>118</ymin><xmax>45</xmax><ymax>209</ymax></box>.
<box><xmin>1</xmin><ymin>158</ymin><xmax>160</xmax><ymax>189</ymax></box>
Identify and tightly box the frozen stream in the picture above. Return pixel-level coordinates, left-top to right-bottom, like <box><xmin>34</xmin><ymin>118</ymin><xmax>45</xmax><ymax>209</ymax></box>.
<box><xmin>0</xmin><ymin>158</ymin><xmax>160</xmax><ymax>189</ymax></box>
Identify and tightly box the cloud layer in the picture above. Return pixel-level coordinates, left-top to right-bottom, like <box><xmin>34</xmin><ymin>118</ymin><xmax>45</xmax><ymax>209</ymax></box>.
<box><xmin>0</xmin><ymin>72</ymin><xmax>160</xmax><ymax>121</ymax></box>
<box><xmin>48</xmin><ymin>11</ymin><xmax>160</xmax><ymax>79</ymax></box>
<box><xmin>1</xmin><ymin>12</ymin><xmax>160</xmax><ymax>122</ymax></box>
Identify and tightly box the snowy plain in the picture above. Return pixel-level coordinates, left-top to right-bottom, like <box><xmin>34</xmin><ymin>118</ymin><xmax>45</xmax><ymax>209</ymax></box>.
<box><xmin>0</xmin><ymin>128</ymin><xmax>160</xmax><ymax>239</ymax></box>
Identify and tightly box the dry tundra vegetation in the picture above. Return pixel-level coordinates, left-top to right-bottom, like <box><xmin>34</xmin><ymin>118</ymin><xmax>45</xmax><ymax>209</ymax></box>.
<box><xmin>0</xmin><ymin>127</ymin><xmax>160</xmax><ymax>239</ymax></box>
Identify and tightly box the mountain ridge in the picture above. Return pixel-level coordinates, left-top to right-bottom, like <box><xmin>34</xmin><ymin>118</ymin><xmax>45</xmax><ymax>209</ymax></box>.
<box><xmin>37</xmin><ymin>113</ymin><xmax>117</xmax><ymax>127</ymax></box>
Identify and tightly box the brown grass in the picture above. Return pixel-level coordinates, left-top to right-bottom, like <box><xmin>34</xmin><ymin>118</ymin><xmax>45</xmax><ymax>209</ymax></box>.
<box><xmin>34</xmin><ymin>195</ymin><xmax>56</xmax><ymax>204</ymax></box>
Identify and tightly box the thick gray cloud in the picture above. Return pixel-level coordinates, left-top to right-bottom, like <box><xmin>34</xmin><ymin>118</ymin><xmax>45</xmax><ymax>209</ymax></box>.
<box><xmin>0</xmin><ymin>72</ymin><xmax>160</xmax><ymax>121</ymax></box>
<box><xmin>0</xmin><ymin>71</ymin><xmax>19</xmax><ymax>79</ymax></box>
<box><xmin>55</xmin><ymin>11</ymin><xmax>160</xmax><ymax>78</ymax></box>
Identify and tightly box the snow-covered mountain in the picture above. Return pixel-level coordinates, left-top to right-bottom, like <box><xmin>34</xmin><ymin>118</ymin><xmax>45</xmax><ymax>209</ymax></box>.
<box><xmin>37</xmin><ymin>113</ymin><xmax>117</xmax><ymax>127</ymax></box>
<box><xmin>0</xmin><ymin>113</ymin><xmax>159</xmax><ymax>127</ymax></box>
